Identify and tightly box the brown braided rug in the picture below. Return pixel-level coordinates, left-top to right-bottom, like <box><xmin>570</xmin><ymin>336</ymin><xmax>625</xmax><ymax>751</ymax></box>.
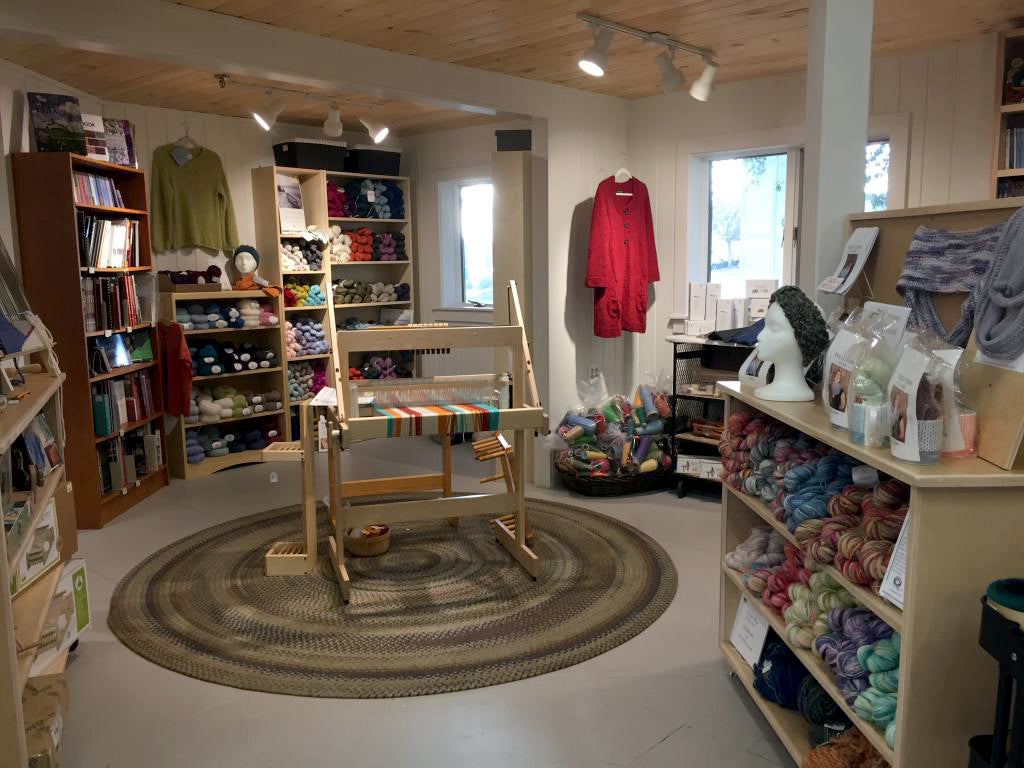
<box><xmin>109</xmin><ymin>497</ymin><xmax>676</xmax><ymax>698</ymax></box>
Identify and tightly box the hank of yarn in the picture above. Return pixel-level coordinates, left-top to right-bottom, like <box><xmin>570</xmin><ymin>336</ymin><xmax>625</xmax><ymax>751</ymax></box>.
<box><xmin>725</xmin><ymin>527</ymin><xmax>787</xmax><ymax>571</ymax></box>
<box><xmin>797</xmin><ymin>676</ymin><xmax>849</xmax><ymax>726</ymax></box>
<box><xmin>754</xmin><ymin>637</ymin><xmax>809</xmax><ymax>710</ymax></box>
<box><xmin>814</xmin><ymin>608</ymin><xmax>893</xmax><ymax>704</ymax></box>
<box><xmin>802</xmin><ymin>727</ymin><xmax>888</xmax><ymax>768</ymax></box>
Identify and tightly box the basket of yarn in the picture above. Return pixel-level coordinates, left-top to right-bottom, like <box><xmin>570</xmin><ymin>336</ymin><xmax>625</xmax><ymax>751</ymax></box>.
<box><xmin>343</xmin><ymin>524</ymin><xmax>390</xmax><ymax>557</ymax></box>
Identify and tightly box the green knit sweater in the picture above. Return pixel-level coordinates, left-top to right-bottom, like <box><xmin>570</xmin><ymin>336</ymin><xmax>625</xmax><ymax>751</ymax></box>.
<box><xmin>150</xmin><ymin>144</ymin><xmax>239</xmax><ymax>253</ymax></box>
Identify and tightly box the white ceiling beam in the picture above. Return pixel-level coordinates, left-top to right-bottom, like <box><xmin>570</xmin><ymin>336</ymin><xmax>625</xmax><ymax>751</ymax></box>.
<box><xmin>0</xmin><ymin>0</ymin><xmax>583</xmax><ymax>119</ymax></box>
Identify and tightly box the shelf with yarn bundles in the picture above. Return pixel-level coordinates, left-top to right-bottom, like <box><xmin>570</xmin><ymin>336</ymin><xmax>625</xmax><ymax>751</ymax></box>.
<box><xmin>185</xmin><ymin>384</ymin><xmax>283</xmax><ymax>428</ymax></box>
<box><xmin>188</xmin><ymin>338</ymin><xmax>280</xmax><ymax>382</ymax></box>
<box><xmin>719</xmin><ymin>409</ymin><xmax>906</xmax><ymax>631</ymax></box>
<box><xmin>279</xmin><ymin>235</ymin><xmax>324</xmax><ymax>273</ymax></box>
<box><xmin>283</xmin><ymin>277</ymin><xmax>327</xmax><ymax>309</ymax></box>
<box><xmin>326</xmin><ymin>178</ymin><xmax>405</xmax><ymax>221</ymax></box>
<box><xmin>333</xmin><ymin>279</ymin><xmax>411</xmax><ymax>308</ymax></box>
<box><xmin>285</xmin><ymin>317</ymin><xmax>329</xmax><ymax>360</ymax></box>
<box><xmin>327</xmin><ymin>226</ymin><xmax>407</xmax><ymax>264</ymax></box>
<box><xmin>185</xmin><ymin>417</ymin><xmax>282</xmax><ymax>465</ymax></box>
<box><xmin>175</xmin><ymin>298</ymin><xmax>280</xmax><ymax>332</ymax></box>
<box><xmin>722</xmin><ymin>535</ymin><xmax>898</xmax><ymax>762</ymax></box>
<box><xmin>287</xmin><ymin>359</ymin><xmax>327</xmax><ymax>403</ymax></box>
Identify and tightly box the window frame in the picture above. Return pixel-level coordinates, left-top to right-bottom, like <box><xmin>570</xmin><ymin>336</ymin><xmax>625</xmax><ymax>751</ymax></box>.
<box><xmin>438</xmin><ymin>174</ymin><xmax>493</xmax><ymax>309</ymax></box>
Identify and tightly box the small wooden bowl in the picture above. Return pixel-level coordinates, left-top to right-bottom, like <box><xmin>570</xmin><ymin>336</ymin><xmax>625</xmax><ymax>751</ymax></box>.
<box><xmin>343</xmin><ymin>525</ymin><xmax>391</xmax><ymax>557</ymax></box>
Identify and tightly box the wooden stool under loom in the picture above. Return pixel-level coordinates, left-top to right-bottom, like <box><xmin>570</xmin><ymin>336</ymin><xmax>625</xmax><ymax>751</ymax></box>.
<box><xmin>473</xmin><ymin>433</ymin><xmax>533</xmax><ymax>546</ymax></box>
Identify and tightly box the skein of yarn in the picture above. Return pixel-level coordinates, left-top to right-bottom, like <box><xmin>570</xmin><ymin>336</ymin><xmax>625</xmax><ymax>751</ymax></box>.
<box><xmin>797</xmin><ymin>676</ymin><xmax>849</xmax><ymax>726</ymax></box>
<box><xmin>802</xmin><ymin>727</ymin><xmax>888</xmax><ymax>768</ymax></box>
<box><xmin>725</xmin><ymin>527</ymin><xmax>787</xmax><ymax>571</ymax></box>
<box><xmin>754</xmin><ymin>637</ymin><xmax>809</xmax><ymax>710</ymax></box>
<box><xmin>814</xmin><ymin>608</ymin><xmax>893</xmax><ymax>703</ymax></box>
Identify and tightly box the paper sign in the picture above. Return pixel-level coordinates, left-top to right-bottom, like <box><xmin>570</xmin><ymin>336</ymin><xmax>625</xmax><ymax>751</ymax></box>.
<box><xmin>879</xmin><ymin>516</ymin><xmax>909</xmax><ymax>609</ymax></box>
<box><xmin>819</xmin><ymin>227</ymin><xmax>878</xmax><ymax>295</ymax></box>
<box><xmin>309</xmin><ymin>386</ymin><xmax>337</xmax><ymax>407</ymax></box>
<box><xmin>818</xmin><ymin>276</ymin><xmax>845</xmax><ymax>293</ymax></box>
<box><xmin>730</xmin><ymin>596</ymin><xmax>771</xmax><ymax>668</ymax></box>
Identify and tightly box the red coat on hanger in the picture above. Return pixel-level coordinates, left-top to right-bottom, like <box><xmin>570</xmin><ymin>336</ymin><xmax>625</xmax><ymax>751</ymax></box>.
<box><xmin>585</xmin><ymin>176</ymin><xmax>659</xmax><ymax>338</ymax></box>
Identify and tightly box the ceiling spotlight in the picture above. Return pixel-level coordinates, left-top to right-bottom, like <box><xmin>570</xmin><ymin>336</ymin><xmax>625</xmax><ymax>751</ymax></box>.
<box><xmin>360</xmin><ymin>116</ymin><xmax>389</xmax><ymax>144</ymax></box>
<box><xmin>253</xmin><ymin>97</ymin><xmax>285</xmax><ymax>131</ymax></box>
<box><xmin>654</xmin><ymin>49</ymin><xmax>684</xmax><ymax>93</ymax></box>
<box><xmin>579</xmin><ymin>25</ymin><xmax>614</xmax><ymax>77</ymax></box>
<box><xmin>323</xmin><ymin>106</ymin><xmax>344</xmax><ymax>138</ymax></box>
<box><xmin>689</xmin><ymin>59</ymin><xmax>718</xmax><ymax>102</ymax></box>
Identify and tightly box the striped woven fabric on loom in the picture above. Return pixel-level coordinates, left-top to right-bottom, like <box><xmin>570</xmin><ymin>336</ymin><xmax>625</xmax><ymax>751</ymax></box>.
<box><xmin>373</xmin><ymin>403</ymin><xmax>502</xmax><ymax>436</ymax></box>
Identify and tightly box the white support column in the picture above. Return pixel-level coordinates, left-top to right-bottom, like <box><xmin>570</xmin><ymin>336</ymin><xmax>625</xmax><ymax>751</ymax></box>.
<box><xmin>800</xmin><ymin>0</ymin><xmax>874</xmax><ymax>298</ymax></box>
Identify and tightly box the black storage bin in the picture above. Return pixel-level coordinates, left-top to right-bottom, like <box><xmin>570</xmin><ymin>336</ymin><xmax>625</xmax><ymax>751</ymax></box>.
<box><xmin>345</xmin><ymin>144</ymin><xmax>402</xmax><ymax>176</ymax></box>
<box><xmin>273</xmin><ymin>138</ymin><xmax>348</xmax><ymax>172</ymax></box>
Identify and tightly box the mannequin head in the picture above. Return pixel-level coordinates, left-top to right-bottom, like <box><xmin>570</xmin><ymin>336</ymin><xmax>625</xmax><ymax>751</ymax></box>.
<box><xmin>233</xmin><ymin>245</ymin><xmax>259</xmax><ymax>279</ymax></box>
<box><xmin>754</xmin><ymin>286</ymin><xmax>827</xmax><ymax>402</ymax></box>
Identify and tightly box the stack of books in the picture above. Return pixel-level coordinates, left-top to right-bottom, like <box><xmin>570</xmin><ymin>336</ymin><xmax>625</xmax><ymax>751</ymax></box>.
<box><xmin>72</xmin><ymin>171</ymin><xmax>125</xmax><ymax>208</ymax></box>
<box><xmin>81</xmin><ymin>275</ymin><xmax>141</xmax><ymax>332</ymax></box>
<box><xmin>1001</xmin><ymin>124</ymin><xmax>1024</xmax><ymax>170</ymax></box>
<box><xmin>77</xmin><ymin>213</ymin><xmax>140</xmax><ymax>268</ymax></box>
<box><xmin>91</xmin><ymin>368</ymin><xmax>155</xmax><ymax>436</ymax></box>
<box><xmin>97</xmin><ymin>428</ymin><xmax>162</xmax><ymax>493</ymax></box>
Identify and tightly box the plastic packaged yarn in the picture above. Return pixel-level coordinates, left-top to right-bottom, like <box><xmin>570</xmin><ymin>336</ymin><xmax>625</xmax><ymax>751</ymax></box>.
<box><xmin>847</xmin><ymin>310</ymin><xmax>906</xmax><ymax>448</ymax></box>
<box><xmin>887</xmin><ymin>332</ymin><xmax>950</xmax><ymax>464</ymax></box>
<box><xmin>938</xmin><ymin>347</ymin><xmax>977</xmax><ymax>458</ymax></box>
<box><xmin>822</xmin><ymin>309</ymin><xmax>869</xmax><ymax>431</ymax></box>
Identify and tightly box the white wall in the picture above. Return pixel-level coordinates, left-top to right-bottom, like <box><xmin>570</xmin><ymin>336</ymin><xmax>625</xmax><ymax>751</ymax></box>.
<box><xmin>626</xmin><ymin>34</ymin><xmax>997</xmax><ymax>382</ymax></box>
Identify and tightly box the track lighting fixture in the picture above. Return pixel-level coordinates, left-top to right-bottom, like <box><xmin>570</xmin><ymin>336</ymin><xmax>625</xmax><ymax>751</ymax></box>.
<box><xmin>689</xmin><ymin>59</ymin><xmax>718</xmax><ymax>102</ymax></box>
<box><xmin>579</xmin><ymin>25</ymin><xmax>615</xmax><ymax>77</ymax></box>
<box><xmin>253</xmin><ymin>97</ymin><xmax>285</xmax><ymax>131</ymax></box>
<box><xmin>654</xmin><ymin>49</ymin><xmax>684</xmax><ymax>93</ymax></box>
<box><xmin>323</xmin><ymin>106</ymin><xmax>344</xmax><ymax>138</ymax></box>
<box><xmin>360</xmin><ymin>116</ymin><xmax>389</xmax><ymax>144</ymax></box>
<box><xmin>576</xmin><ymin>14</ymin><xmax>716</xmax><ymax>100</ymax></box>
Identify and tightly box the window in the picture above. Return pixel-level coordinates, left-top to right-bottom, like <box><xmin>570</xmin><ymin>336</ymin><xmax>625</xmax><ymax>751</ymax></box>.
<box><xmin>458</xmin><ymin>182</ymin><xmax>494</xmax><ymax>305</ymax></box>
<box><xmin>707</xmin><ymin>153</ymin><xmax>790</xmax><ymax>298</ymax></box>
<box><xmin>705</xmin><ymin>142</ymin><xmax>892</xmax><ymax>296</ymax></box>
<box><xmin>865</xmin><ymin>141</ymin><xmax>890</xmax><ymax>212</ymax></box>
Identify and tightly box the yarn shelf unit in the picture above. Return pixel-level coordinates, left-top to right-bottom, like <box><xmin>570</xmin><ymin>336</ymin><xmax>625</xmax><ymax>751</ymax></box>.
<box><xmin>161</xmin><ymin>289</ymin><xmax>289</xmax><ymax>476</ymax></box>
<box><xmin>287</xmin><ymin>353</ymin><xmax>331</xmax><ymax>362</ymax></box>
<box><xmin>93</xmin><ymin>412</ymin><xmax>163</xmax><ymax>444</ymax></box>
<box><xmin>282</xmin><ymin>270</ymin><xmax>326</xmax><ymax>276</ymax></box>
<box><xmin>721</xmin><ymin>564</ymin><xmax>895</xmax><ymax>763</ymax></box>
<box><xmin>284</xmin><ymin>305</ymin><xmax>328</xmax><ymax>312</ymax></box>
<box><xmin>720</xmin><ymin>379</ymin><xmax>1024</xmax><ymax>767</ymax></box>
<box><xmin>13</xmin><ymin>151</ymin><xmax>168</xmax><ymax>530</ymax></box>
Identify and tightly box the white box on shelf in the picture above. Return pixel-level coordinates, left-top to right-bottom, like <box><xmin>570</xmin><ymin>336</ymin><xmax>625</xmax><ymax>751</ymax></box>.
<box><xmin>715</xmin><ymin>299</ymin><xmax>735</xmax><ymax>331</ymax></box>
<box><xmin>684</xmin><ymin>319</ymin><xmax>714</xmax><ymax>336</ymax></box>
<box><xmin>748</xmin><ymin>298</ymin><xmax>770</xmax><ymax>319</ymax></box>
<box><xmin>733</xmin><ymin>298</ymin><xmax>750</xmax><ymax>327</ymax></box>
<box><xmin>675</xmin><ymin>455</ymin><xmax>703</xmax><ymax>476</ymax></box>
<box><xmin>688</xmin><ymin>282</ymin><xmax>706</xmax><ymax>320</ymax></box>
<box><xmin>745</xmin><ymin>279</ymin><xmax>779</xmax><ymax>299</ymax></box>
<box><xmin>705</xmin><ymin>283</ymin><xmax>722</xmax><ymax>319</ymax></box>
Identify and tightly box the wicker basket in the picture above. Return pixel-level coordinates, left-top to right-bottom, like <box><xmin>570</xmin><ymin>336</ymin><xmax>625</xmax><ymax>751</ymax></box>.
<box><xmin>343</xmin><ymin>526</ymin><xmax>391</xmax><ymax>557</ymax></box>
<box><xmin>555</xmin><ymin>465</ymin><xmax>672</xmax><ymax>497</ymax></box>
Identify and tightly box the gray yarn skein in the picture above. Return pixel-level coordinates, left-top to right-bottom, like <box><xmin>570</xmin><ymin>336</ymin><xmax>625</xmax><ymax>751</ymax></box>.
<box><xmin>896</xmin><ymin>223</ymin><xmax>1004</xmax><ymax>347</ymax></box>
<box><xmin>975</xmin><ymin>208</ymin><xmax>1024</xmax><ymax>360</ymax></box>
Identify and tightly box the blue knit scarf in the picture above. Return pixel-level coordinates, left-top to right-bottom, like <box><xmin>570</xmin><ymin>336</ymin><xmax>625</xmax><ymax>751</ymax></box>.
<box><xmin>897</xmin><ymin>222</ymin><xmax>1005</xmax><ymax>346</ymax></box>
<box><xmin>975</xmin><ymin>207</ymin><xmax>1024</xmax><ymax>360</ymax></box>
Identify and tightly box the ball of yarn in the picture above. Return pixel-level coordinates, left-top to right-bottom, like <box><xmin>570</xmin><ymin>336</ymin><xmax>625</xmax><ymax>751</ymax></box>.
<box><xmin>754</xmin><ymin>637</ymin><xmax>809</xmax><ymax>710</ymax></box>
<box><xmin>797</xmin><ymin>676</ymin><xmax>848</xmax><ymax>725</ymax></box>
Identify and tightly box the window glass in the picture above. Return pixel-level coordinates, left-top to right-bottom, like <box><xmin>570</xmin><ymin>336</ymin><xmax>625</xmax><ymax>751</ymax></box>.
<box><xmin>865</xmin><ymin>141</ymin><xmax>890</xmax><ymax>212</ymax></box>
<box><xmin>459</xmin><ymin>183</ymin><xmax>493</xmax><ymax>305</ymax></box>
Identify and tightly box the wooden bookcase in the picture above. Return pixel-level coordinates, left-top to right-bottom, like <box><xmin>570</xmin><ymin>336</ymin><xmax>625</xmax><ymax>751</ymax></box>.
<box><xmin>992</xmin><ymin>27</ymin><xmax>1024</xmax><ymax>198</ymax></box>
<box><xmin>252</xmin><ymin>165</ymin><xmax>418</xmax><ymax>440</ymax></box>
<box><xmin>11</xmin><ymin>153</ymin><xmax>168</xmax><ymax>529</ymax></box>
<box><xmin>160</xmin><ymin>289</ymin><xmax>287</xmax><ymax>478</ymax></box>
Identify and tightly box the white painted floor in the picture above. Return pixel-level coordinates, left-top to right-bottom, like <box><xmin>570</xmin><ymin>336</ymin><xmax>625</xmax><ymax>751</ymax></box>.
<box><xmin>65</xmin><ymin>437</ymin><xmax>790</xmax><ymax>768</ymax></box>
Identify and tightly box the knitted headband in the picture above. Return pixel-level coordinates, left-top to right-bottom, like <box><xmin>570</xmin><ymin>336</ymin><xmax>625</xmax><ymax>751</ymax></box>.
<box><xmin>770</xmin><ymin>286</ymin><xmax>829</xmax><ymax>366</ymax></box>
<box><xmin>233</xmin><ymin>245</ymin><xmax>260</xmax><ymax>266</ymax></box>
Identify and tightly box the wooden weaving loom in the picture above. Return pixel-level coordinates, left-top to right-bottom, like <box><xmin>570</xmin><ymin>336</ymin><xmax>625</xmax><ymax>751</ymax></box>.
<box><xmin>267</xmin><ymin>281</ymin><xmax>546</xmax><ymax>603</ymax></box>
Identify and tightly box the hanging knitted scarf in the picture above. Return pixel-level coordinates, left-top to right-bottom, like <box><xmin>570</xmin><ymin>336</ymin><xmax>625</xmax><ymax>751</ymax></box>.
<box><xmin>896</xmin><ymin>222</ymin><xmax>1005</xmax><ymax>346</ymax></box>
<box><xmin>975</xmin><ymin>207</ymin><xmax>1024</xmax><ymax>360</ymax></box>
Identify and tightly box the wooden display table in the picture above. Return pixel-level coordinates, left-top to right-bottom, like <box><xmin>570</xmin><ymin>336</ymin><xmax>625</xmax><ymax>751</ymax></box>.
<box><xmin>719</xmin><ymin>380</ymin><xmax>1024</xmax><ymax>767</ymax></box>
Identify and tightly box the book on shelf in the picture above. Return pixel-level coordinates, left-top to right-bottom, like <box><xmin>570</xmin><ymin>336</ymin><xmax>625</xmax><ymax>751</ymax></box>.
<box><xmin>97</xmin><ymin>427</ymin><xmax>161</xmax><ymax>493</ymax></box>
<box><xmin>997</xmin><ymin>177</ymin><xmax>1024</xmax><ymax>198</ymax></box>
<box><xmin>77</xmin><ymin>213</ymin><xmax>140</xmax><ymax>268</ymax></box>
<box><xmin>21</xmin><ymin>413</ymin><xmax>62</xmax><ymax>478</ymax></box>
<box><xmin>1001</xmin><ymin>125</ymin><xmax>1024</xmax><ymax>170</ymax></box>
<box><xmin>82</xmin><ymin>113</ymin><xmax>109</xmax><ymax>163</ymax></box>
<box><xmin>82</xmin><ymin>274</ymin><xmax>142</xmax><ymax>332</ymax></box>
<box><xmin>91</xmin><ymin>369</ymin><xmax>156</xmax><ymax>436</ymax></box>
<box><xmin>72</xmin><ymin>170</ymin><xmax>125</xmax><ymax>208</ymax></box>
<box><xmin>103</xmin><ymin>118</ymin><xmax>137</xmax><ymax>168</ymax></box>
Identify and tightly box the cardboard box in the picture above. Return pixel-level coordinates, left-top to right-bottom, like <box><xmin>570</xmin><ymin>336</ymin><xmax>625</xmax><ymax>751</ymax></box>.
<box><xmin>733</xmin><ymin>298</ymin><xmax>750</xmax><ymax>327</ymax></box>
<box><xmin>675</xmin><ymin>455</ymin><xmax>703</xmax><ymax>476</ymax></box>
<box><xmin>684</xmin><ymin>319</ymin><xmax>714</xmax><ymax>336</ymax></box>
<box><xmin>715</xmin><ymin>298</ymin><xmax>735</xmax><ymax>331</ymax></box>
<box><xmin>749</xmin><ymin>298</ymin><xmax>770</xmax><ymax>320</ymax></box>
<box><xmin>705</xmin><ymin>283</ymin><xmax>722</xmax><ymax>319</ymax></box>
<box><xmin>700</xmin><ymin>458</ymin><xmax>724</xmax><ymax>481</ymax></box>
<box><xmin>746</xmin><ymin>279</ymin><xmax>779</xmax><ymax>299</ymax></box>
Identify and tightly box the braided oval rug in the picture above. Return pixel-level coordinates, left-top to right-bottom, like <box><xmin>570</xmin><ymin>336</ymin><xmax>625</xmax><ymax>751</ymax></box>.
<box><xmin>108</xmin><ymin>497</ymin><xmax>676</xmax><ymax>698</ymax></box>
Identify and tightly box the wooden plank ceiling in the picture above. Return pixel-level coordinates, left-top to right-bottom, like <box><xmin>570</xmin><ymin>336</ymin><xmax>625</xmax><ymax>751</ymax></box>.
<box><xmin>177</xmin><ymin>0</ymin><xmax>1023</xmax><ymax>98</ymax></box>
<box><xmin>0</xmin><ymin>40</ymin><xmax>503</xmax><ymax>136</ymax></box>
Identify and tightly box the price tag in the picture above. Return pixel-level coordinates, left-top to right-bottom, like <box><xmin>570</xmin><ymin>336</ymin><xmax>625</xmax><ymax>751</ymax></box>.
<box><xmin>120</xmin><ymin>487</ymin><xmax>127</xmax><ymax>496</ymax></box>
<box><xmin>729</xmin><ymin>596</ymin><xmax>770</xmax><ymax>668</ymax></box>
<box><xmin>879</xmin><ymin>516</ymin><xmax>909</xmax><ymax>609</ymax></box>
<box><xmin>88</xmin><ymin>267</ymin><xmax>95</xmax><ymax>274</ymax></box>
<box><xmin>818</xmin><ymin>275</ymin><xmax>844</xmax><ymax>293</ymax></box>
<box><xmin>135</xmin><ymin>479</ymin><xmax>141</xmax><ymax>487</ymax></box>
<box><xmin>366</xmin><ymin>190</ymin><xmax>376</xmax><ymax>203</ymax></box>
<box><xmin>104</xmin><ymin>330</ymin><xmax>112</xmax><ymax>337</ymax></box>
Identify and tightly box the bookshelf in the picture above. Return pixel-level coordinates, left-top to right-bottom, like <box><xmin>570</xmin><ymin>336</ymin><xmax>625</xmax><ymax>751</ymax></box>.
<box><xmin>993</xmin><ymin>27</ymin><xmax>1024</xmax><ymax>198</ymax></box>
<box><xmin>159</xmin><ymin>289</ymin><xmax>287</xmax><ymax>479</ymax></box>
<box><xmin>12</xmin><ymin>152</ymin><xmax>168</xmax><ymax>529</ymax></box>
